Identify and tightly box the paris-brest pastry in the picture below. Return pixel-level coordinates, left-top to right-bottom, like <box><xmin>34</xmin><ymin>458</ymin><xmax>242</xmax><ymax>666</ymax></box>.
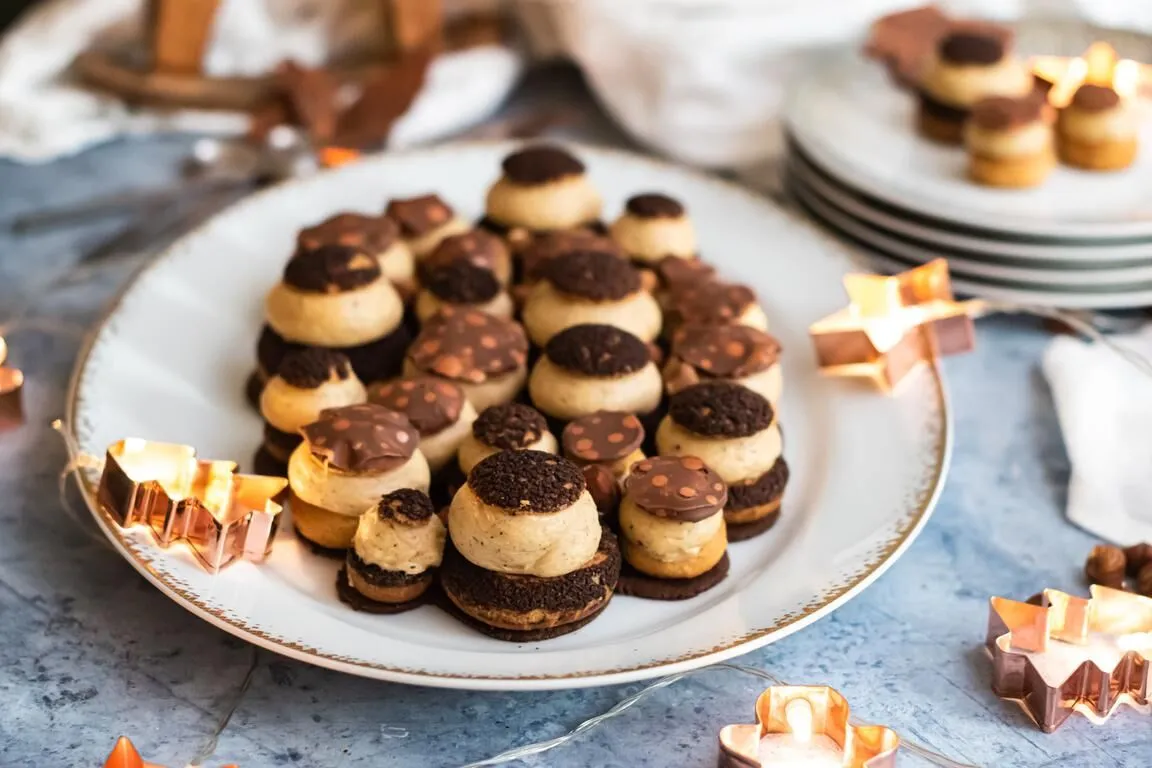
<box><xmin>441</xmin><ymin>450</ymin><xmax>620</xmax><ymax>640</ymax></box>
<box><xmin>1057</xmin><ymin>83</ymin><xmax>1140</xmax><ymax>171</ymax></box>
<box><xmin>288</xmin><ymin>404</ymin><xmax>430</xmax><ymax>550</ymax></box>
<box><xmin>481</xmin><ymin>144</ymin><xmax>603</xmax><ymax>243</ymax></box>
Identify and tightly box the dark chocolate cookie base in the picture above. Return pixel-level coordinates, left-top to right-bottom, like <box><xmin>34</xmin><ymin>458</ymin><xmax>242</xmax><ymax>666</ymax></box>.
<box><xmin>347</xmin><ymin>551</ymin><xmax>435</xmax><ymax>588</ymax></box>
<box><xmin>727</xmin><ymin>458</ymin><xmax>789</xmax><ymax>512</ymax></box>
<box><xmin>336</xmin><ymin>567</ymin><xmax>432</xmax><ymax>614</ymax></box>
<box><xmin>726</xmin><ymin>510</ymin><xmax>781</xmax><ymax>542</ymax></box>
<box><xmin>293</xmin><ymin>525</ymin><xmax>347</xmax><ymax>559</ymax></box>
<box><xmin>252</xmin><ymin>446</ymin><xmax>287</xmax><ymax>478</ymax></box>
<box><xmin>617</xmin><ymin>552</ymin><xmax>730</xmax><ymax>600</ymax></box>
<box><xmin>439</xmin><ymin>589</ymin><xmax>611</xmax><ymax>642</ymax></box>
<box><xmin>257</xmin><ymin>323</ymin><xmax>411</xmax><ymax>384</ymax></box>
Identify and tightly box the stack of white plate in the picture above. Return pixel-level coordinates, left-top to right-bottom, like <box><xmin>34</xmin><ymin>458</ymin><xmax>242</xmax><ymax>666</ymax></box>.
<box><xmin>783</xmin><ymin>45</ymin><xmax>1152</xmax><ymax>309</ymax></box>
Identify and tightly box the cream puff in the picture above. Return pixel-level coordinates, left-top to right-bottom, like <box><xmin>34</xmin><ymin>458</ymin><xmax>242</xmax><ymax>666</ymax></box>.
<box><xmin>403</xmin><ymin>307</ymin><xmax>529</xmax><ymax>412</ymax></box>
<box><xmin>1057</xmin><ymin>84</ymin><xmax>1139</xmax><ymax>171</ymax></box>
<box><xmin>289</xmin><ymin>404</ymin><xmax>431</xmax><ymax>550</ymax></box>
<box><xmin>663</xmin><ymin>323</ymin><xmax>783</xmax><ymax>404</ymax></box>
<box><xmin>965</xmin><ymin>94</ymin><xmax>1055</xmax><ymax>188</ymax></box>
<box><xmin>385</xmin><ymin>194</ymin><xmax>471</xmax><ymax>258</ymax></box>
<box><xmin>917</xmin><ymin>30</ymin><xmax>1033</xmax><ymax>145</ymax></box>
<box><xmin>521</xmin><ymin>250</ymin><xmax>662</xmax><ymax>345</ymax></box>
<box><xmin>481</xmin><ymin>145</ymin><xmax>603</xmax><ymax>243</ymax></box>
<box><xmin>259</xmin><ymin>243</ymin><xmax>411</xmax><ymax>385</ymax></box>
<box><xmin>441</xmin><ymin>450</ymin><xmax>620</xmax><ymax>640</ymax></box>
<box><xmin>609</xmin><ymin>193</ymin><xmax>697</xmax><ymax>265</ymax></box>
<box><xmin>297</xmin><ymin>212</ymin><xmax>415</xmax><ymax>300</ymax></box>
<box><xmin>340</xmin><ymin>488</ymin><xmax>445</xmax><ymax>612</ymax></box>
<box><xmin>561</xmin><ymin>411</ymin><xmax>646</xmax><ymax>518</ymax></box>
<box><xmin>420</xmin><ymin>228</ymin><xmax>513</xmax><ymax>285</ymax></box>
<box><xmin>617</xmin><ymin>456</ymin><xmax>729</xmax><ymax>599</ymax></box>
<box><xmin>368</xmin><ymin>377</ymin><xmax>478</xmax><ymax>473</ymax></box>
<box><xmin>414</xmin><ymin>259</ymin><xmax>515</xmax><ymax>323</ymax></box>
<box><xmin>653</xmin><ymin>256</ymin><xmax>717</xmax><ymax>310</ymax></box>
<box><xmin>457</xmin><ymin>403</ymin><xmax>558</xmax><ymax>475</ymax></box>
<box><xmin>258</xmin><ymin>349</ymin><xmax>367</xmax><ymax>470</ymax></box>
<box><xmin>656</xmin><ymin>382</ymin><xmax>786</xmax><ymax>541</ymax></box>
<box><xmin>529</xmin><ymin>324</ymin><xmax>662</xmax><ymax>423</ymax></box>
<box><xmin>517</xmin><ymin>229</ymin><xmax>623</xmax><ymax>287</ymax></box>
<box><xmin>664</xmin><ymin>280</ymin><xmax>768</xmax><ymax>334</ymax></box>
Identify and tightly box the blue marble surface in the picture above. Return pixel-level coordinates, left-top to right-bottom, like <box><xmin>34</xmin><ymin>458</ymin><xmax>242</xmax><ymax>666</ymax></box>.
<box><xmin>0</xmin><ymin>72</ymin><xmax>1148</xmax><ymax>768</ymax></box>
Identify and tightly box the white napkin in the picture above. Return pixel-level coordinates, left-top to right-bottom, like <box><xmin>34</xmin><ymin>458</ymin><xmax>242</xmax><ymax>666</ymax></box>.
<box><xmin>1043</xmin><ymin>328</ymin><xmax>1152</xmax><ymax>545</ymax></box>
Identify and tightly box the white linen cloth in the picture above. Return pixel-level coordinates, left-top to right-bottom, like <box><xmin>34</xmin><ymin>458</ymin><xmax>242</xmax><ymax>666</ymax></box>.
<box><xmin>1043</xmin><ymin>328</ymin><xmax>1152</xmax><ymax>545</ymax></box>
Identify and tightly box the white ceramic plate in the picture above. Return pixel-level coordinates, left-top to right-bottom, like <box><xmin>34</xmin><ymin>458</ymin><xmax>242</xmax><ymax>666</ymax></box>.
<box><xmin>785</xmin><ymin>52</ymin><xmax>1152</xmax><ymax>240</ymax></box>
<box><xmin>67</xmin><ymin>142</ymin><xmax>949</xmax><ymax>691</ymax></box>
<box><xmin>789</xmin><ymin>145</ymin><xmax>1152</xmax><ymax>266</ymax></box>
<box><xmin>789</xmin><ymin>168</ymin><xmax>1152</xmax><ymax>288</ymax></box>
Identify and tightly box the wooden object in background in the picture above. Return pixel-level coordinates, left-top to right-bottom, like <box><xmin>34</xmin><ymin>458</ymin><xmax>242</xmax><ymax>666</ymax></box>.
<box><xmin>387</xmin><ymin>0</ymin><xmax>445</xmax><ymax>54</ymax></box>
<box><xmin>148</xmin><ymin>0</ymin><xmax>221</xmax><ymax>74</ymax></box>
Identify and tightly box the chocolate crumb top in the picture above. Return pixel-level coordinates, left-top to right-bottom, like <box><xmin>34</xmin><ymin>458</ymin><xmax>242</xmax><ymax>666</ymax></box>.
<box><xmin>301</xmin><ymin>403</ymin><xmax>418</xmax><ymax>472</ymax></box>
<box><xmin>668</xmin><ymin>381</ymin><xmax>774</xmax><ymax>437</ymax></box>
<box><xmin>668</xmin><ymin>281</ymin><xmax>757</xmax><ymax>325</ymax></box>
<box><xmin>468</xmin><ymin>450</ymin><xmax>586</xmax><ymax>513</ymax></box>
<box><xmin>970</xmin><ymin>95</ymin><xmax>1046</xmax><ymax>130</ymax></box>
<box><xmin>420</xmin><ymin>229</ymin><xmax>508</xmax><ymax>280</ymax></box>
<box><xmin>1071</xmin><ymin>84</ymin><xmax>1121</xmax><ymax>112</ymax></box>
<box><xmin>939</xmin><ymin>32</ymin><xmax>1004</xmax><ymax>65</ymax></box>
<box><xmin>520</xmin><ymin>230</ymin><xmax>622</xmax><ymax>283</ymax></box>
<box><xmin>546</xmin><ymin>250</ymin><xmax>640</xmax><ymax>301</ymax></box>
<box><xmin>472</xmin><ymin>403</ymin><xmax>548</xmax><ymax>450</ymax></box>
<box><xmin>502</xmin><ymin>145</ymin><xmax>585</xmax><ymax>184</ymax></box>
<box><xmin>276</xmin><ymin>348</ymin><xmax>352</xmax><ymax>389</ymax></box>
<box><xmin>545</xmin><ymin>324</ymin><xmax>650</xmax><ymax>377</ymax></box>
<box><xmin>670</xmin><ymin>324</ymin><xmax>780</xmax><ymax>379</ymax></box>
<box><xmin>408</xmin><ymin>308</ymin><xmax>528</xmax><ymax>383</ymax></box>
<box><xmin>298</xmin><ymin>212</ymin><xmax>399</xmax><ymax>255</ymax></box>
<box><xmin>283</xmin><ymin>243</ymin><xmax>381</xmax><ymax>293</ymax></box>
<box><xmin>375</xmin><ymin>488</ymin><xmax>436</xmax><ymax>525</ymax></box>
<box><xmin>626</xmin><ymin>456</ymin><xmax>727</xmax><ymax>522</ymax></box>
<box><xmin>385</xmin><ymin>194</ymin><xmax>454</xmax><ymax>237</ymax></box>
<box><xmin>369</xmin><ymin>377</ymin><xmax>464</xmax><ymax>436</ymax></box>
<box><xmin>657</xmin><ymin>256</ymin><xmax>716</xmax><ymax>291</ymax></box>
<box><xmin>563</xmin><ymin>411</ymin><xmax>644</xmax><ymax>463</ymax></box>
<box><xmin>626</xmin><ymin>193</ymin><xmax>685</xmax><ymax>219</ymax></box>
<box><xmin>423</xmin><ymin>259</ymin><xmax>501</xmax><ymax>304</ymax></box>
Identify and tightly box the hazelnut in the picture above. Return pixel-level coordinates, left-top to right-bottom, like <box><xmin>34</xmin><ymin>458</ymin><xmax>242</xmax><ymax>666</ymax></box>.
<box><xmin>1085</xmin><ymin>544</ymin><xmax>1126</xmax><ymax>589</ymax></box>
<box><xmin>1124</xmin><ymin>542</ymin><xmax>1152</xmax><ymax>577</ymax></box>
<box><xmin>1138</xmin><ymin>563</ymin><xmax>1152</xmax><ymax>598</ymax></box>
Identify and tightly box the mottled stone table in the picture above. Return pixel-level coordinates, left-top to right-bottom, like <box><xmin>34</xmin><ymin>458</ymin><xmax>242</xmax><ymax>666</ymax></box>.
<box><xmin>1</xmin><ymin>70</ymin><xmax>1147</xmax><ymax>768</ymax></box>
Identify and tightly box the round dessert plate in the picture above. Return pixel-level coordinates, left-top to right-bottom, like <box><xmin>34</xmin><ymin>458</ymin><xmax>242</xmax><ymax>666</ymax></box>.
<box><xmin>785</xmin><ymin>51</ymin><xmax>1152</xmax><ymax>240</ymax></box>
<box><xmin>68</xmin><ymin>142</ymin><xmax>950</xmax><ymax>691</ymax></box>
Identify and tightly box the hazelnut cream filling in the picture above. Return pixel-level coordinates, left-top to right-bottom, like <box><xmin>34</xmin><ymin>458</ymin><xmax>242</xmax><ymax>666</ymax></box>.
<box><xmin>287</xmin><ymin>443</ymin><xmax>431</xmax><ymax>517</ymax></box>
<box><xmin>655</xmin><ymin>418</ymin><xmax>782</xmax><ymax>485</ymax></box>
<box><xmin>408</xmin><ymin>216</ymin><xmax>471</xmax><ymax>259</ymax></box>
<box><xmin>528</xmin><ymin>358</ymin><xmax>663</xmax><ymax>421</ymax></box>
<box><xmin>457</xmin><ymin>430</ymin><xmax>558</xmax><ymax>475</ymax></box>
<box><xmin>448</xmin><ymin>484</ymin><xmax>600</xmax><ymax>577</ymax></box>
<box><xmin>485</xmin><ymin>176</ymin><xmax>602</xmax><ymax>231</ymax></box>
<box><xmin>921</xmin><ymin>57</ymin><xmax>1033</xmax><ymax>107</ymax></box>
<box><xmin>609</xmin><ymin>215</ymin><xmax>697</xmax><ymax>262</ymax></box>
<box><xmin>353</xmin><ymin>511</ymin><xmax>446</xmax><ymax>574</ymax></box>
<box><xmin>965</xmin><ymin>122</ymin><xmax>1054</xmax><ymax>158</ymax></box>
<box><xmin>260</xmin><ymin>374</ymin><xmax>367</xmax><ymax>435</ymax></box>
<box><xmin>265</xmin><ymin>280</ymin><xmax>404</xmax><ymax>347</ymax></box>
<box><xmin>619</xmin><ymin>498</ymin><xmax>724</xmax><ymax>563</ymax></box>
<box><xmin>522</xmin><ymin>282</ymin><xmax>663</xmax><ymax>345</ymax></box>
<box><xmin>1059</xmin><ymin>105</ymin><xmax>1140</xmax><ymax>144</ymax></box>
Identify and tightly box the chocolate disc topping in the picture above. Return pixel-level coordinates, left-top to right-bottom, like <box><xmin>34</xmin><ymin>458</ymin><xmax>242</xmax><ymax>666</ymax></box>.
<box><xmin>283</xmin><ymin>243</ymin><xmax>381</xmax><ymax>293</ymax></box>
<box><xmin>298</xmin><ymin>212</ymin><xmax>399</xmax><ymax>255</ymax></box>
<box><xmin>408</xmin><ymin>308</ymin><xmax>528</xmax><ymax>383</ymax></box>
<box><xmin>563</xmin><ymin>411</ymin><xmax>645</xmax><ymax>463</ymax></box>
<box><xmin>276</xmin><ymin>348</ymin><xmax>352</xmax><ymax>389</ymax></box>
<box><xmin>668</xmin><ymin>381</ymin><xmax>774</xmax><ymax>438</ymax></box>
<box><xmin>545</xmin><ymin>324</ymin><xmax>650</xmax><ymax>377</ymax></box>
<box><xmin>938</xmin><ymin>31</ymin><xmax>1004</xmax><ymax>65</ymax></box>
<box><xmin>423</xmin><ymin>259</ymin><xmax>501</xmax><ymax>304</ymax></box>
<box><xmin>472</xmin><ymin>403</ymin><xmax>548</xmax><ymax>450</ymax></box>
<box><xmin>668</xmin><ymin>281</ymin><xmax>757</xmax><ymax>325</ymax></box>
<box><xmin>656</xmin><ymin>256</ymin><xmax>716</xmax><ymax>291</ymax></box>
<box><xmin>501</xmin><ymin>145</ymin><xmax>585</xmax><ymax>185</ymax></box>
<box><xmin>520</xmin><ymin>230</ymin><xmax>622</xmax><ymax>283</ymax></box>
<box><xmin>626</xmin><ymin>193</ymin><xmax>685</xmax><ymax>219</ymax></box>
<box><xmin>626</xmin><ymin>456</ymin><xmax>727</xmax><ymax>521</ymax></box>
<box><xmin>970</xmin><ymin>95</ymin><xmax>1046</xmax><ymax>131</ymax></box>
<box><xmin>375</xmin><ymin>488</ymin><xmax>436</xmax><ymax>525</ymax></box>
<box><xmin>385</xmin><ymin>194</ymin><xmax>454</xmax><ymax>237</ymax></box>
<box><xmin>468</xmin><ymin>450</ymin><xmax>586</xmax><ymax>513</ymax></box>
<box><xmin>1071</xmin><ymin>84</ymin><xmax>1121</xmax><ymax>112</ymax></box>
<box><xmin>670</xmin><ymin>324</ymin><xmax>781</xmax><ymax>379</ymax></box>
<box><xmin>546</xmin><ymin>250</ymin><xmax>640</xmax><ymax>301</ymax></box>
<box><xmin>420</xmin><ymin>230</ymin><xmax>508</xmax><ymax>280</ymax></box>
<box><xmin>301</xmin><ymin>403</ymin><xmax>418</xmax><ymax>472</ymax></box>
<box><xmin>369</xmin><ymin>377</ymin><xmax>465</xmax><ymax>436</ymax></box>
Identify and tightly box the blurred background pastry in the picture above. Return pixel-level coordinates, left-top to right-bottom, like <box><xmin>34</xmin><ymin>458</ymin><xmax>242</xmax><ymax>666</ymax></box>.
<box><xmin>414</xmin><ymin>259</ymin><xmax>514</xmax><ymax>322</ymax></box>
<box><xmin>965</xmin><ymin>94</ymin><xmax>1055</xmax><ymax>188</ymax></box>
<box><xmin>481</xmin><ymin>144</ymin><xmax>603</xmax><ymax>243</ymax></box>
<box><xmin>1057</xmin><ymin>84</ymin><xmax>1139</xmax><ymax>171</ymax></box>
<box><xmin>297</xmin><ymin>212</ymin><xmax>415</xmax><ymax>300</ymax></box>
<box><xmin>385</xmin><ymin>194</ymin><xmax>471</xmax><ymax>259</ymax></box>
<box><xmin>609</xmin><ymin>193</ymin><xmax>697</xmax><ymax>266</ymax></box>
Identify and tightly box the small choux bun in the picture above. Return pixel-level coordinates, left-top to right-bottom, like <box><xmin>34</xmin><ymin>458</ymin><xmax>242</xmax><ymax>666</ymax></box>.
<box><xmin>610</xmin><ymin>193</ymin><xmax>696</xmax><ymax>264</ymax></box>
<box><xmin>457</xmin><ymin>403</ymin><xmax>557</xmax><ymax>475</ymax></box>
<box><xmin>386</xmin><ymin>194</ymin><xmax>471</xmax><ymax>258</ymax></box>
<box><xmin>368</xmin><ymin>377</ymin><xmax>479</xmax><ymax>472</ymax></box>
<box><xmin>485</xmin><ymin>145</ymin><xmax>602</xmax><ymax>232</ymax></box>
<box><xmin>260</xmin><ymin>349</ymin><xmax>367</xmax><ymax>435</ymax></box>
